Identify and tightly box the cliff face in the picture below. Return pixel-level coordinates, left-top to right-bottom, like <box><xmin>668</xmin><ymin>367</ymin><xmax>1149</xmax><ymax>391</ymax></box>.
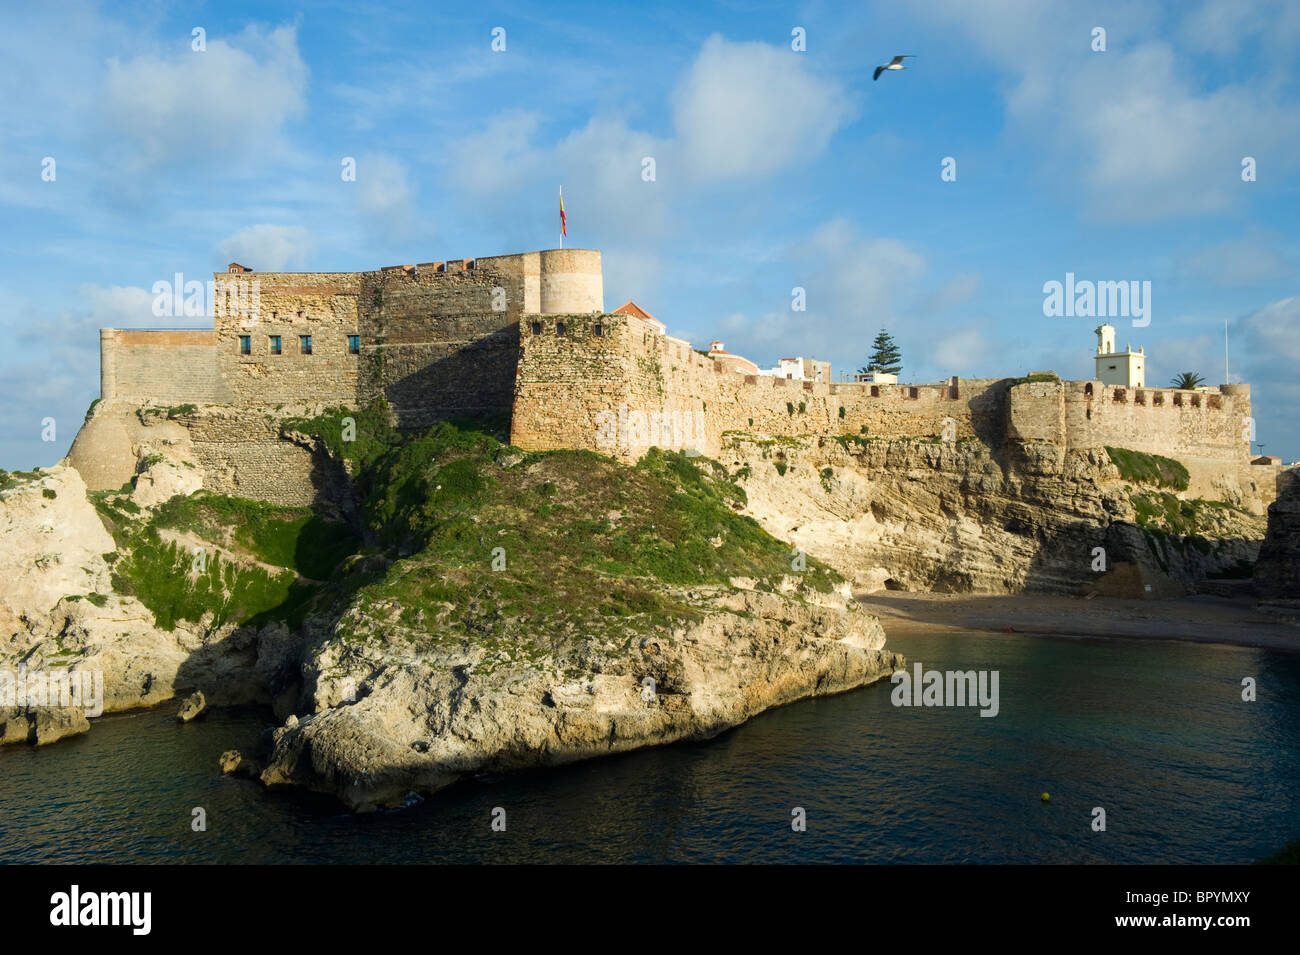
<box><xmin>0</xmin><ymin>465</ymin><xmax>278</xmax><ymax>744</ymax></box>
<box><xmin>721</xmin><ymin>434</ymin><xmax>1265</xmax><ymax>598</ymax></box>
<box><xmin>1255</xmin><ymin>469</ymin><xmax>1300</xmax><ymax>603</ymax></box>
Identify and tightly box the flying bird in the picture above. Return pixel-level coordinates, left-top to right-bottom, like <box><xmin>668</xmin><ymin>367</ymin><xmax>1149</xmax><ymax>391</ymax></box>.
<box><xmin>873</xmin><ymin>55</ymin><xmax>915</xmax><ymax>81</ymax></box>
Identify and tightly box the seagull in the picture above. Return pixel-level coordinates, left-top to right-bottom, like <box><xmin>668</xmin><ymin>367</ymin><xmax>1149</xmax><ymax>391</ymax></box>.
<box><xmin>874</xmin><ymin>55</ymin><xmax>915</xmax><ymax>81</ymax></box>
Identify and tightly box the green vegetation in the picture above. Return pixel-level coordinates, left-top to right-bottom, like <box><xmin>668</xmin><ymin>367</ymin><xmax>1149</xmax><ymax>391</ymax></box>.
<box><xmin>786</xmin><ymin>401</ymin><xmax>795</xmax><ymax>416</ymax></box>
<box><xmin>838</xmin><ymin>406</ymin><xmax>846</xmax><ymax>419</ymax></box>
<box><xmin>92</xmin><ymin>485</ymin><xmax>358</xmax><ymax>632</ymax></box>
<box><xmin>834</xmin><ymin>434</ymin><xmax>874</xmax><ymax>452</ymax></box>
<box><xmin>860</xmin><ymin>328</ymin><xmax>902</xmax><ymax>377</ymax></box>
<box><xmin>819</xmin><ymin>467</ymin><xmax>834</xmax><ymax>491</ymax></box>
<box><xmin>92</xmin><ymin>407</ymin><xmax>845</xmax><ymax>659</ymax></box>
<box><xmin>1106</xmin><ymin>446</ymin><xmax>1190</xmax><ymax>491</ymax></box>
<box><xmin>1</xmin><ymin>468</ymin><xmax>43</xmax><ymax>491</ymax></box>
<box><xmin>774</xmin><ymin>461</ymin><xmax>789</xmax><ymax>476</ymax></box>
<box><xmin>42</xmin><ymin>488</ymin><xmax>57</xmax><ymax>499</ymax></box>
<box><xmin>1013</xmin><ymin>373</ymin><xmax>1060</xmax><ymax>385</ymax></box>
<box><xmin>1170</xmin><ymin>371</ymin><xmax>1206</xmax><ymax>390</ymax></box>
<box><xmin>84</xmin><ymin>398</ymin><xmax>100</xmax><ymax>422</ymax></box>
<box><xmin>1131</xmin><ymin>489</ymin><xmax>1252</xmax><ymax>539</ymax></box>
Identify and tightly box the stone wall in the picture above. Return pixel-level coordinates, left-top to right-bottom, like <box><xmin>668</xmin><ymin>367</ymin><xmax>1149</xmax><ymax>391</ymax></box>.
<box><xmin>214</xmin><ymin>273</ymin><xmax>362</xmax><ymax>407</ymax></box>
<box><xmin>511</xmin><ymin>312</ymin><xmax>1003</xmax><ymax>459</ymax></box>
<box><xmin>100</xmin><ymin>329</ymin><xmax>232</xmax><ymax>403</ymax></box>
<box><xmin>510</xmin><ymin>313</ymin><xmax>1260</xmax><ymax>508</ymax></box>
<box><xmin>184</xmin><ymin>410</ymin><xmax>323</xmax><ymax>507</ymax></box>
<box><xmin>357</xmin><ymin>260</ymin><xmax>526</xmax><ymax>427</ymax></box>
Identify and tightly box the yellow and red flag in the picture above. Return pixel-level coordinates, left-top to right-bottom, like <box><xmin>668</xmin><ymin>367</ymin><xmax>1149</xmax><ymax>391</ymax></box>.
<box><xmin>559</xmin><ymin>187</ymin><xmax>567</xmax><ymax>237</ymax></box>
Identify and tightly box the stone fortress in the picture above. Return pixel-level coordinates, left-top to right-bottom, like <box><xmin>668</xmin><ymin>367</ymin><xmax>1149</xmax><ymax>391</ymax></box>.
<box><xmin>71</xmin><ymin>247</ymin><xmax>1274</xmax><ymax>512</ymax></box>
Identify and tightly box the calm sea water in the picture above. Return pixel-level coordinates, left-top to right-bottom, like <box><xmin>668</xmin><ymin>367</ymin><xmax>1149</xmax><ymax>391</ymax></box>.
<box><xmin>1</xmin><ymin>629</ymin><xmax>1297</xmax><ymax>864</ymax></box>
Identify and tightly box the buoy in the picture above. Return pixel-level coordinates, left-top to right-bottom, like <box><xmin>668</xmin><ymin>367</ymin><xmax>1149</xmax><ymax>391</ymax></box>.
<box><xmin>1041</xmin><ymin>792</ymin><xmax>1051</xmax><ymax>802</ymax></box>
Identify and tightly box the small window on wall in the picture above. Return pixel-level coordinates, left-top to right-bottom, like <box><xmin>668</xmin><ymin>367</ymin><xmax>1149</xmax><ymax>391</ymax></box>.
<box><xmin>348</xmin><ymin>335</ymin><xmax>360</xmax><ymax>354</ymax></box>
<box><xmin>300</xmin><ymin>335</ymin><xmax>312</xmax><ymax>355</ymax></box>
<box><xmin>531</xmin><ymin>321</ymin><xmax>542</xmax><ymax>336</ymax></box>
<box><xmin>269</xmin><ymin>335</ymin><xmax>282</xmax><ymax>355</ymax></box>
<box><xmin>556</xmin><ymin>322</ymin><xmax>567</xmax><ymax>336</ymax></box>
<box><xmin>238</xmin><ymin>335</ymin><xmax>251</xmax><ymax>355</ymax></box>
<box><xmin>593</xmin><ymin>323</ymin><xmax>603</xmax><ymax>337</ymax></box>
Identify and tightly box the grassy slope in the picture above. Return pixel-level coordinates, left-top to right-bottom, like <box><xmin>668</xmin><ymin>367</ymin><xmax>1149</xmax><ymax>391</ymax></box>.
<box><xmin>91</xmin><ymin>409</ymin><xmax>841</xmax><ymax>648</ymax></box>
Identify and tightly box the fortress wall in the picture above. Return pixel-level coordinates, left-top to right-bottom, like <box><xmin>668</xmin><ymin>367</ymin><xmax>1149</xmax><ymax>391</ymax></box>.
<box><xmin>510</xmin><ymin>313</ymin><xmax>636</xmax><ymax>451</ymax></box>
<box><xmin>1059</xmin><ymin>380</ymin><xmax>1255</xmax><ymax>500</ymax></box>
<box><xmin>100</xmin><ymin>329</ymin><xmax>231</xmax><ymax>404</ymax></box>
<box><xmin>358</xmin><ymin>263</ymin><xmax>527</xmax><ymax>426</ymax></box>
<box><xmin>185</xmin><ymin>412</ymin><xmax>320</xmax><ymax>507</ymax></box>
<box><xmin>214</xmin><ymin>273</ymin><xmax>361</xmax><ymax>407</ymax></box>
<box><xmin>512</xmin><ymin>314</ymin><xmax>1003</xmax><ymax>459</ymax></box>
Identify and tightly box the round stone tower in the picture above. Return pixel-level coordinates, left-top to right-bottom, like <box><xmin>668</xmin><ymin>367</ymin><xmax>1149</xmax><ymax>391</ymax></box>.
<box><xmin>538</xmin><ymin>249</ymin><xmax>603</xmax><ymax>314</ymax></box>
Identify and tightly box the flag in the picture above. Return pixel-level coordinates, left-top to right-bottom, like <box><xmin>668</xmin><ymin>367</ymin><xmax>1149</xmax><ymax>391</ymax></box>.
<box><xmin>560</xmin><ymin>187</ymin><xmax>566</xmax><ymax>237</ymax></box>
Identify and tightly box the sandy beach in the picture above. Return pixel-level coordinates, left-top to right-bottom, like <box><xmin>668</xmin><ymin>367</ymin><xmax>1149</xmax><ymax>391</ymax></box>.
<box><xmin>859</xmin><ymin>592</ymin><xmax>1300</xmax><ymax>652</ymax></box>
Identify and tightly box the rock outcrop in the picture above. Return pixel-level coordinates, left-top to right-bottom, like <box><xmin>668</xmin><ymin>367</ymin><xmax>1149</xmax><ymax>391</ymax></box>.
<box><xmin>1255</xmin><ymin>469</ymin><xmax>1300</xmax><ymax>604</ymax></box>
<box><xmin>0</xmin><ymin>463</ymin><xmax>281</xmax><ymax>746</ymax></box>
<box><xmin>259</xmin><ymin>582</ymin><xmax>899</xmax><ymax>810</ymax></box>
<box><xmin>722</xmin><ymin>435</ymin><xmax>1265</xmax><ymax>597</ymax></box>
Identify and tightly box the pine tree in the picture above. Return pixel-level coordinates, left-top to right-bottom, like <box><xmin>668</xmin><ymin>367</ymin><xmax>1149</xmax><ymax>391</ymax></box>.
<box><xmin>860</xmin><ymin>329</ymin><xmax>902</xmax><ymax>375</ymax></box>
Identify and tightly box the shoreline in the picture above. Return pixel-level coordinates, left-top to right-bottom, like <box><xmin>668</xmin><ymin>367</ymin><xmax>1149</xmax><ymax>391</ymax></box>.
<box><xmin>858</xmin><ymin>592</ymin><xmax>1300</xmax><ymax>652</ymax></box>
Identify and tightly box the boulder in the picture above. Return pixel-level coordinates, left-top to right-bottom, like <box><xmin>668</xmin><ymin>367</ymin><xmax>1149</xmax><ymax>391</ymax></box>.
<box><xmin>177</xmin><ymin>690</ymin><xmax>207</xmax><ymax>722</ymax></box>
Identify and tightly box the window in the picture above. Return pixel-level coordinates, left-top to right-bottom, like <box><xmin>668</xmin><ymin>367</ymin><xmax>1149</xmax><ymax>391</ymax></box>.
<box><xmin>593</xmin><ymin>323</ymin><xmax>603</xmax><ymax>337</ymax></box>
<box><xmin>531</xmin><ymin>321</ymin><xmax>542</xmax><ymax>336</ymax></box>
<box><xmin>870</xmin><ymin>386</ymin><xmax>880</xmax><ymax>397</ymax></box>
<box><xmin>269</xmin><ymin>335</ymin><xmax>282</xmax><ymax>355</ymax></box>
<box><xmin>348</xmin><ymin>335</ymin><xmax>360</xmax><ymax>354</ymax></box>
<box><xmin>238</xmin><ymin>335</ymin><xmax>251</xmax><ymax>355</ymax></box>
<box><xmin>300</xmin><ymin>335</ymin><xmax>312</xmax><ymax>355</ymax></box>
<box><xmin>555</xmin><ymin>322</ymin><xmax>567</xmax><ymax>336</ymax></box>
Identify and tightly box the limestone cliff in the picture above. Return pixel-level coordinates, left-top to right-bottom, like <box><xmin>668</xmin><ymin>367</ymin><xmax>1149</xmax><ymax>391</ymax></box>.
<box><xmin>720</xmin><ymin>433</ymin><xmax>1265</xmax><ymax>598</ymax></box>
<box><xmin>260</xmin><ymin>583</ymin><xmax>896</xmax><ymax>810</ymax></box>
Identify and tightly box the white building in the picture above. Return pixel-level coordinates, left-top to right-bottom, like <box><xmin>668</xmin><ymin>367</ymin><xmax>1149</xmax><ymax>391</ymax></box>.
<box><xmin>1094</xmin><ymin>323</ymin><xmax>1144</xmax><ymax>387</ymax></box>
<box><xmin>852</xmin><ymin>370</ymin><xmax>898</xmax><ymax>384</ymax></box>
<box><xmin>760</xmin><ymin>356</ymin><xmax>831</xmax><ymax>382</ymax></box>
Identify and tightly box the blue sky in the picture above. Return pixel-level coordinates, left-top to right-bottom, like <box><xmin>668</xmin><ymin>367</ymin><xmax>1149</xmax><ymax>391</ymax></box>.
<box><xmin>2</xmin><ymin>0</ymin><xmax>1298</xmax><ymax>468</ymax></box>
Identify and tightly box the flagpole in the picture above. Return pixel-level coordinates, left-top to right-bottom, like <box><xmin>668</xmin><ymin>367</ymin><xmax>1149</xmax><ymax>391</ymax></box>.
<box><xmin>559</xmin><ymin>186</ymin><xmax>564</xmax><ymax>249</ymax></box>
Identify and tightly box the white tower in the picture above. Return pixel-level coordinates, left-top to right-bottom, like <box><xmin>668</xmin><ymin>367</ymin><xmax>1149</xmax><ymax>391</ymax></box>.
<box><xmin>1094</xmin><ymin>323</ymin><xmax>1144</xmax><ymax>387</ymax></box>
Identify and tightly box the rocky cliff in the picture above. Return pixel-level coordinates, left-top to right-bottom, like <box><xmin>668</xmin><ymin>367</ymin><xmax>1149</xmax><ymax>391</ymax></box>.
<box><xmin>720</xmin><ymin>433</ymin><xmax>1265</xmax><ymax>598</ymax></box>
<box><xmin>2</xmin><ymin>416</ymin><xmax>899</xmax><ymax>813</ymax></box>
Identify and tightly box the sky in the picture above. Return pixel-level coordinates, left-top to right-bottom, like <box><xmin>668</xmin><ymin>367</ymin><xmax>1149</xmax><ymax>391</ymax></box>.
<box><xmin>2</xmin><ymin>0</ymin><xmax>1298</xmax><ymax>468</ymax></box>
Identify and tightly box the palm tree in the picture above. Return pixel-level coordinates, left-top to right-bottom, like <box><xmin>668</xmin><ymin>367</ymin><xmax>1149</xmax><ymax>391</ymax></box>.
<box><xmin>1170</xmin><ymin>371</ymin><xmax>1205</xmax><ymax>390</ymax></box>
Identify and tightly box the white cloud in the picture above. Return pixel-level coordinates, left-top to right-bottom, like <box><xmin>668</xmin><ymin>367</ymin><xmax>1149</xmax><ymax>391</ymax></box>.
<box><xmin>671</xmin><ymin>34</ymin><xmax>854</xmax><ymax>182</ymax></box>
<box><xmin>217</xmin><ymin>225</ymin><xmax>315</xmax><ymax>271</ymax></box>
<box><xmin>920</xmin><ymin>0</ymin><xmax>1300</xmax><ymax>220</ymax></box>
<box><xmin>101</xmin><ymin>25</ymin><xmax>308</xmax><ymax>170</ymax></box>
